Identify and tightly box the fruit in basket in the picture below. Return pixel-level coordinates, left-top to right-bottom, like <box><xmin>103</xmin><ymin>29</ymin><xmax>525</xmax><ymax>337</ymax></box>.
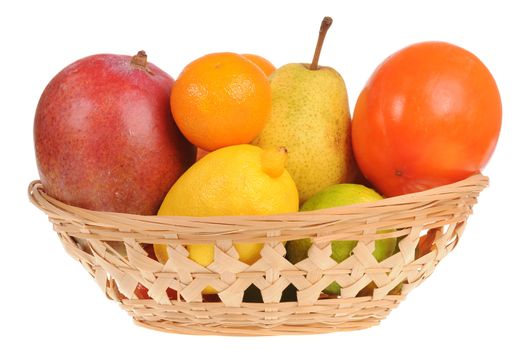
<box><xmin>158</xmin><ymin>145</ymin><xmax>298</xmax><ymax>216</ymax></box>
<box><xmin>242</xmin><ymin>54</ymin><xmax>276</xmax><ymax>76</ymax></box>
<box><xmin>196</xmin><ymin>148</ymin><xmax>209</xmax><ymax>161</ymax></box>
<box><xmin>170</xmin><ymin>52</ymin><xmax>271</xmax><ymax>152</ymax></box>
<box><xmin>134</xmin><ymin>283</ymin><xmax>179</xmax><ymax>300</ymax></box>
<box><xmin>34</xmin><ymin>51</ymin><xmax>196</xmax><ymax>214</ymax></box>
<box><xmin>154</xmin><ymin>144</ymin><xmax>299</xmax><ymax>294</ymax></box>
<box><xmin>416</xmin><ymin>228</ymin><xmax>439</xmax><ymax>259</ymax></box>
<box><xmin>192</xmin><ymin>53</ymin><xmax>275</xmax><ymax>160</ymax></box>
<box><xmin>352</xmin><ymin>41</ymin><xmax>502</xmax><ymax>197</ymax></box>
<box><xmin>196</xmin><ymin>54</ymin><xmax>276</xmax><ymax>160</ymax></box>
<box><xmin>134</xmin><ymin>283</ymin><xmax>151</xmax><ymax>299</ymax></box>
<box><xmin>253</xmin><ymin>17</ymin><xmax>357</xmax><ymax>203</ymax></box>
<box><xmin>286</xmin><ymin>184</ymin><xmax>396</xmax><ymax>295</ymax></box>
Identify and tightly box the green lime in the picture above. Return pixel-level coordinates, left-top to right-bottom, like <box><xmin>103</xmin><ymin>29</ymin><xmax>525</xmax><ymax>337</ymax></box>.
<box><xmin>286</xmin><ymin>184</ymin><xmax>397</xmax><ymax>295</ymax></box>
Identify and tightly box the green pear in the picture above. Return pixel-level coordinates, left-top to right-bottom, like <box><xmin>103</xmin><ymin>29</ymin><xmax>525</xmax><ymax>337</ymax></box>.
<box><xmin>285</xmin><ymin>184</ymin><xmax>397</xmax><ymax>295</ymax></box>
<box><xmin>253</xmin><ymin>17</ymin><xmax>357</xmax><ymax>203</ymax></box>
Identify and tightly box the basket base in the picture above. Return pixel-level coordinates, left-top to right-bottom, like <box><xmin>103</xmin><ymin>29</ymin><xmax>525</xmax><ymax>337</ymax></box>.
<box><xmin>121</xmin><ymin>297</ymin><xmax>401</xmax><ymax>336</ymax></box>
<box><xmin>133</xmin><ymin>318</ymin><xmax>381</xmax><ymax>336</ymax></box>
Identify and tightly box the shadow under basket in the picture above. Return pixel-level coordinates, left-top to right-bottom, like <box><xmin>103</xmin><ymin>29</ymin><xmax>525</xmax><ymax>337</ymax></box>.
<box><xmin>28</xmin><ymin>174</ymin><xmax>488</xmax><ymax>336</ymax></box>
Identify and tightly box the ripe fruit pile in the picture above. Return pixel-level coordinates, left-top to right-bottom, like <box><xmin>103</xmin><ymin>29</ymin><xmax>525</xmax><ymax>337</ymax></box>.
<box><xmin>34</xmin><ymin>17</ymin><xmax>501</xmax><ymax>302</ymax></box>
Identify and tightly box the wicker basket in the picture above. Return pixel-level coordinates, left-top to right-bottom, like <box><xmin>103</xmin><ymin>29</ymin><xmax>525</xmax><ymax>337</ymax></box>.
<box><xmin>28</xmin><ymin>174</ymin><xmax>488</xmax><ymax>336</ymax></box>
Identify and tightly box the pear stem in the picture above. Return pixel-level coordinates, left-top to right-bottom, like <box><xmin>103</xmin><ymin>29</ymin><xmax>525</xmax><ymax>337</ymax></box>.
<box><xmin>309</xmin><ymin>17</ymin><xmax>333</xmax><ymax>70</ymax></box>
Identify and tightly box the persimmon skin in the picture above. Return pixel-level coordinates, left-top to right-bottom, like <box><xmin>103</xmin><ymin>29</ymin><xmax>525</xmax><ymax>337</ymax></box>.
<box><xmin>352</xmin><ymin>41</ymin><xmax>501</xmax><ymax>197</ymax></box>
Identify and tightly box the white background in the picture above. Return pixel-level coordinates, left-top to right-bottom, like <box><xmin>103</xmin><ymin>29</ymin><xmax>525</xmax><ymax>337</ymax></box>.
<box><xmin>1</xmin><ymin>0</ymin><xmax>525</xmax><ymax>348</ymax></box>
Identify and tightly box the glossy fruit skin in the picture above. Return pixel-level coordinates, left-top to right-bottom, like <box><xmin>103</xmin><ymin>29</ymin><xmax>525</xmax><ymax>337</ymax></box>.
<box><xmin>170</xmin><ymin>52</ymin><xmax>271</xmax><ymax>152</ymax></box>
<box><xmin>155</xmin><ymin>144</ymin><xmax>298</xmax><ymax>294</ymax></box>
<box><xmin>158</xmin><ymin>144</ymin><xmax>298</xmax><ymax>216</ymax></box>
<box><xmin>34</xmin><ymin>53</ymin><xmax>196</xmax><ymax>214</ymax></box>
<box><xmin>352</xmin><ymin>42</ymin><xmax>502</xmax><ymax>196</ymax></box>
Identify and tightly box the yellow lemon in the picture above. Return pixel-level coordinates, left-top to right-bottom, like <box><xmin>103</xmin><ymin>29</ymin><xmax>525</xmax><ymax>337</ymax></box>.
<box><xmin>155</xmin><ymin>144</ymin><xmax>298</xmax><ymax>294</ymax></box>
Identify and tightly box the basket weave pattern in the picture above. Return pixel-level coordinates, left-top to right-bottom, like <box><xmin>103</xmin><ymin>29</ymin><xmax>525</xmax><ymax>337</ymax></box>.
<box><xmin>29</xmin><ymin>174</ymin><xmax>488</xmax><ymax>336</ymax></box>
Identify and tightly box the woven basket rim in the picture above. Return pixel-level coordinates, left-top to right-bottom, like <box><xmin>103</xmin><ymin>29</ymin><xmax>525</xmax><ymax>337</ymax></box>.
<box><xmin>28</xmin><ymin>174</ymin><xmax>488</xmax><ymax>243</ymax></box>
<box><xmin>28</xmin><ymin>173</ymin><xmax>488</xmax><ymax>220</ymax></box>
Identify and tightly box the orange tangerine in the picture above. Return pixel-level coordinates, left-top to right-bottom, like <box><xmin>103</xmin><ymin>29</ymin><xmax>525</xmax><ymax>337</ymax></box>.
<box><xmin>170</xmin><ymin>52</ymin><xmax>271</xmax><ymax>152</ymax></box>
<box><xmin>242</xmin><ymin>54</ymin><xmax>276</xmax><ymax>77</ymax></box>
